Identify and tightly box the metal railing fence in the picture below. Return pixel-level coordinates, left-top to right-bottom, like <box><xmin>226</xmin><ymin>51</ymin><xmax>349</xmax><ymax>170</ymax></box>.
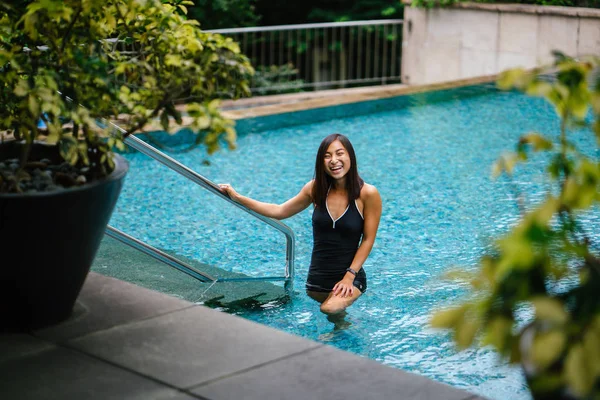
<box><xmin>207</xmin><ymin>19</ymin><xmax>404</xmax><ymax>95</ymax></box>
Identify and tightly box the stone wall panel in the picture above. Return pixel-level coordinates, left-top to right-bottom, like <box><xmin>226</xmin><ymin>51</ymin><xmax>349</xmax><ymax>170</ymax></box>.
<box><xmin>402</xmin><ymin>2</ymin><xmax>600</xmax><ymax>84</ymax></box>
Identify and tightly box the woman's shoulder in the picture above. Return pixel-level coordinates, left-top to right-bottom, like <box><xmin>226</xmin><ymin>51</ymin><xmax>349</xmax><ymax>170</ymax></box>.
<box><xmin>360</xmin><ymin>182</ymin><xmax>379</xmax><ymax>198</ymax></box>
<box><xmin>301</xmin><ymin>180</ymin><xmax>315</xmax><ymax>196</ymax></box>
<box><xmin>359</xmin><ymin>183</ymin><xmax>382</xmax><ymax>210</ymax></box>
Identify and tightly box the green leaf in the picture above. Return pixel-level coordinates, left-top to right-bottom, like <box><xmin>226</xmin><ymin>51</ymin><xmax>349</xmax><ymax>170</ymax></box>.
<box><xmin>548</xmin><ymin>155</ymin><xmax>563</xmax><ymax>180</ymax></box>
<box><xmin>565</xmin><ymin>344</ymin><xmax>595</xmax><ymax>397</ymax></box>
<box><xmin>115</xmin><ymin>63</ymin><xmax>128</xmax><ymax>75</ymax></box>
<box><xmin>531</xmin><ymin>297</ymin><xmax>568</xmax><ymax>324</ymax></box>
<box><xmin>14</xmin><ymin>79</ymin><xmax>30</xmax><ymax>97</ymax></box>
<box><xmin>498</xmin><ymin>235</ymin><xmax>535</xmax><ymax>271</ymax></box>
<box><xmin>107</xmin><ymin>154</ymin><xmax>115</xmax><ymax>170</ymax></box>
<box><xmin>534</xmin><ymin>197</ymin><xmax>559</xmax><ymax>225</ymax></box>
<box><xmin>520</xmin><ymin>133</ymin><xmax>553</xmax><ymax>152</ymax></box>
<box><xmin>115</xmin><ymin>139</ymin><xmax>126</xmax><ymax>152</ymax></box>
<box><xmin>497</xmin><ymin>68</ymin><xmax>530</xmax><ymax>91</ymax></box>
<box><xmin>482</xmin><ymin>316</ymin><xmax>513</xmax><ymax>351</ymax></box>
<box><xmin>528</xmin><ymin>373</ymin><xmax>564</xmax><ymax>396</ymax></box>
<box><xmin>224</xmin><ymin>126</ymin><xmax>236</xmax><ymax>148</ymax></box>
<box><xmin>381</xmin><ymin>7</ymin><xmax>396</xmax><ymax>16</ymax></box>
<box><xmin>492</xmin><ymin>152</ymin><xmax>519</xmax><ymax>178</ymax></box>
<box><xmin>208</xmin><ymin>99</ymin><xmax>221</xmax><ymax>112</ymax></box>
<box><xmin>525</xmin><ymin>81</ymin><xmax>553</xmax><ymax>97</ymax></box>
<box><xmin>59</xmin><ymin>135</ymin><xmax>79</xmax><ymax>166</ymax></box>
<box><xmin>550</xmin><ymin>84</ymin><xmax>570</xmax><ymax>118</ymax></box>
<box><xmin>28</xmin><ymin>96</ymin><xmax>40</xmax><ymax>117</ymax></box>
<box><xmin>77</xmin><ymin>141</ymin><xmax>90</xmax><ymax>166</ymax></box>
<box><xmin>591</xmin><ymin>92</ymin><xmax>600</xmax><ymax>114</ymax></box>
<box><xmin>583</xmin><ymin>329</ymin><xmax>600</xmax><ymax>378</ymax></box>
<box><xmin>569</xmin><ymin>87</ymin><xmax>591</xmax><ymax>120</ymax></box>
<box><xmin>563</xmin><ymin>177</ymin><xmax>596</xmax><ymax>210</ymax></box>
<box><xmin>430</xmin><ymin>306</ymin><xmax>466</xmax><ymax>329</ymax></box>
<box><xmin>164</xmin><ymin>54</ymin><xmax>182</xmax><ymax>66</ymax></box>
<box><xmin>45</xmin><ymin>129</ymin><xmax>60</xmax><ymax>144</ymax></box>
<box><xmin>580</xmin><ymin>159</ymin><xmax>600</xmax><ymax>185</ymax></box>
<box><xmin>552</xmin><ymin>50</ymin><xmax>570</xmax><ymax>63</ymax></box>
<box><xmin>193</xmin><ymin>116</ymin><xmax>210</xmax><ymax>130</ymax></box>
<box><xmin>531</xmin><ymin>330</ymin><xmax>566</xmax><ymax>370</ymax></box>
<box><xmin>455</xmin><ymin>318</ymin><xmax>479</xmax><ymax>350</ymax></box>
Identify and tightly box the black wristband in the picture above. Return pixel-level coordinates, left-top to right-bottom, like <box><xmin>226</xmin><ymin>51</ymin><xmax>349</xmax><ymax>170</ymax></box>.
<box><xmin>346</xmin><ymin>268</ymin><xmax>357</xmax><ymax>276</ymax></box>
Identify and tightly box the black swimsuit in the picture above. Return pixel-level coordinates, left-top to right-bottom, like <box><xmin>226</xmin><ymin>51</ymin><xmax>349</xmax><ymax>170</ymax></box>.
<box><xmin>306</xmin><ymin>195</ymin><xmax>367</xmax><ymax>293</ymax></box>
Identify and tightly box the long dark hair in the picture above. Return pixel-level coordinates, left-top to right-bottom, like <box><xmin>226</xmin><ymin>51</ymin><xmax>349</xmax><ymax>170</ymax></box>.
<box><xmin>312</xmin><ymin>133</ymin><xmax>364</xmax><ymax>208</ymax></box>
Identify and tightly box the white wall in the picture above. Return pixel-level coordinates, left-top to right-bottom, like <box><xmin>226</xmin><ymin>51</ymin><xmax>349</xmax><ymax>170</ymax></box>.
<box><xmin>401</xmin><ymin>2</ymin><xmax>600</xmax><ymax>84</ymax></box>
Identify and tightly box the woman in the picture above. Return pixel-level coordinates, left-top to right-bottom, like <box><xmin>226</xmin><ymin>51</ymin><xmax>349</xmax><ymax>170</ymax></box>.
<box><xmin>219</xmin><ymin>133</ymin><xmax>382</xmax><ymax>315</ymax></box>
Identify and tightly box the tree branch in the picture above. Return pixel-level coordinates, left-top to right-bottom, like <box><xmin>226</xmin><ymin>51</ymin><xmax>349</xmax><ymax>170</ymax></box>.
<box><xmin>124</xmin><ymin>94</ymin><xmax>170</xmax><ymax>137</ymax></box>
<box><xmin>60</xmin><ymin>5</ymin><xmax>83</xmax><ymax>54</ymax></box>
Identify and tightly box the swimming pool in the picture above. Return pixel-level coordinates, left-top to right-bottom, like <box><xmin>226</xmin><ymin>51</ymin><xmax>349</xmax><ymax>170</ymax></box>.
<box><xmin>99</xmin><ymin>83</ymin><xmax>600</xmax><ymax>400</ymax></box>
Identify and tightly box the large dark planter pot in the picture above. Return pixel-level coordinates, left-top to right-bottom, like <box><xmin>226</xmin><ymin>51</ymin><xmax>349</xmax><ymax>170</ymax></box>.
<box><xmin>0</xmin><ymin>141</ymin><xmax>128</xmax><ymax>331</ymax></box>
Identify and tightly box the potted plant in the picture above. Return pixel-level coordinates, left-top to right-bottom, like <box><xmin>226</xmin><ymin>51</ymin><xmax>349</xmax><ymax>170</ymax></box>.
<box><xmin>430</xmin><ymin>54</ymin><xmax>600</xmax><ymax>400</ymax></box>
<box><xmin>0</xmin><ymin>0</ymin><xmax>253</xmax><ymax>331</ymax></box>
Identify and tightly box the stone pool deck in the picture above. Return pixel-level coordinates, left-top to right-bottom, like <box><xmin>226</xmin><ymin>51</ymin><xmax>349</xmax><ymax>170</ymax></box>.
<box><xmin>1</xmin><ymin>272</ymin><xmax>487</xmax><ymax>400</ymax></box>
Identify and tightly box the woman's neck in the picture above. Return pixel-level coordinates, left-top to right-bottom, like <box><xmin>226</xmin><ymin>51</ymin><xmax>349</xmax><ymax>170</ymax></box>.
<box><xmin>330</xmin><ymin>178</ymin><xmax>346</xmax><ymax>192</ymax></box>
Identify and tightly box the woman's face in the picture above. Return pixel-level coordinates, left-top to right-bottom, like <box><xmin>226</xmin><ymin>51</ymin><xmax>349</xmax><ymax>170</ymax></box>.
<box><xmin>324</xmin><ymin>139</ymin><xmax>351</xmax><ymax>180</ymax></box>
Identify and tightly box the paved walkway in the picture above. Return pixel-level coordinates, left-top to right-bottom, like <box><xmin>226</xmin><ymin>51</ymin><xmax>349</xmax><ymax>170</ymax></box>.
<box><xmin>1</xmin><ymin>272</ymin><xmax>486</xmax><ymax>400</ymax></box>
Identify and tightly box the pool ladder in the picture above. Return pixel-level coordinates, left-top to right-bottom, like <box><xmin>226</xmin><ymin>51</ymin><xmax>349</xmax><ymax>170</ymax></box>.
<box><xmin>104</xmin><ymin>131</ymin><xmax>295</xmax><ymax>290</ymax></box>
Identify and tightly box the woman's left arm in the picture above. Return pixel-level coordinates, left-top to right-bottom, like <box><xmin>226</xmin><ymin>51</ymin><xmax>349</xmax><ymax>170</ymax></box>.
<box><xmin>333</xmin><ymin>184</ymin><xmax>382</xmax><ymax>297</ymax></box>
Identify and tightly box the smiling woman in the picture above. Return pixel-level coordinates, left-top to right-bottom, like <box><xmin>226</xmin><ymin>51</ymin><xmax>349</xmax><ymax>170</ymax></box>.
<box><xmin>218</xmin><ymin>133</ymin><xmax>382</xmax><ymax>318</ymax></box>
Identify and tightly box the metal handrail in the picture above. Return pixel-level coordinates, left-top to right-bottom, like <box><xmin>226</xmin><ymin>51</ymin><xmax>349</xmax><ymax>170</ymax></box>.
<box><xmin>105</xmin><ymin>225</ymin><xmax>217</xmax><ymax>282</ymax></box>
<box><xmin>106</xmin><ymin>123</ymin><xmax>295</xmax><ymax>285</ymax></box>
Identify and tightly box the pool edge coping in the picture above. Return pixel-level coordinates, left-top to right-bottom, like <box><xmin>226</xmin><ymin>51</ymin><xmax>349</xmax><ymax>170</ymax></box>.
<box><xmin>220</xmin><ymin>74</ymin><xmax>500</xmax><ymax>120</ymax></box>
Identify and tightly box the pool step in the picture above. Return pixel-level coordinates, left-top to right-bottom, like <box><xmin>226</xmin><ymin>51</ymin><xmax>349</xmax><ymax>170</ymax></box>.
<box><xmin>92</xmin><ymin>235</ymin><xmax>289</xmax><ymax>311</ymax></box>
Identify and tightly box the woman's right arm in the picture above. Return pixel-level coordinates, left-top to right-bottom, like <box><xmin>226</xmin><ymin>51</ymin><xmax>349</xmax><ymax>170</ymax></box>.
<box><xmin>218</xmin><ymin>181</ymin><xmax>313</xmax><ymax>220</ymax></box>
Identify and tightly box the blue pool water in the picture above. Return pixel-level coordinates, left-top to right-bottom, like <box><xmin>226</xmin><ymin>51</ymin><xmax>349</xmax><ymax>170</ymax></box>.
<box><xmin>107</xmin><ymin>84</ymin><xmax>599</xmax><ymax>400</ymax></box>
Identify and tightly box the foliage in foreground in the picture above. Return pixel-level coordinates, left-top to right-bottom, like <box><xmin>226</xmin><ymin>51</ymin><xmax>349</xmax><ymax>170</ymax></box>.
<box><xmin>431</xmin><ymin>55</ymin><xmax>600</xmax><ymax>398</ymax></box>
<box><xmin>0</xmin><ymin>0</ymin><xmax>254</xmax><ymax>192</ymax></box>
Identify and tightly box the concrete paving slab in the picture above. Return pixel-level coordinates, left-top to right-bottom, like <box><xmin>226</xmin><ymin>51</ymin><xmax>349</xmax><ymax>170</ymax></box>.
<box><xmin>69</xmin><ymin>305</ymin><xmax>322</xmax><ymax>388</ymax></box>
<box><xmin>0</xmin><ymin>346</ymin><xmax>198</xmax><ymax>400</ymax></box>
<box><xmin>191</xmin><ymin>345</ymin><xmax>482</xmax><ymax>400</ymax></box>
<box><xmin>0</xmin><ymin>333</ymin><xmax>54</xmax><ymax>364</ymax></box>
<box><xmin>33</xmin><ymin>272</ymin><xmax>192</xmax><ymax>342</ymax></box>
